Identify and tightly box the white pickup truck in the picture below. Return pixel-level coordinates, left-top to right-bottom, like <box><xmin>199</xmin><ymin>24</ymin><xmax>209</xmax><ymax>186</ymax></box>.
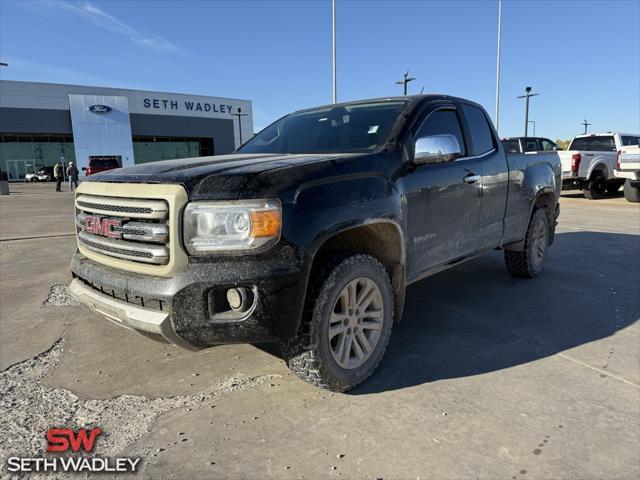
<box><xmin>615</xmin><ymin>144</ymin><xmax>640</xmax><ymax>202</ymax></box>
<box><xmin>560</xmin><ymin>133</ymin><xmax>640</xmax><ymax>199</ymax></box>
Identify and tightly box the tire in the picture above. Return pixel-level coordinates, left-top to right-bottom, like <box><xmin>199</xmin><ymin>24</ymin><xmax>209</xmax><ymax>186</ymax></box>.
<box><xmin>606</xmin><ymin>182</ymin><xmax>621</xmax><ymax>194</ymax></box>
<box><xmin>582</xmin><ymin>173</ymin><xmax>606</xmax><ymax>199</ymax></box>
<box><xmin>623</xmin><ymin>179</ymin><xmax>640</xmax><ymax>203</ymax></box>
<box><xmin>285</xmin><ymin>254</ymin><xmax>394</xmax><ymax>392</ymax></box>
<box><xmin>504</xmin><ymin>208</ymin><xmax>549</xmax><ymax>278</ymax></box>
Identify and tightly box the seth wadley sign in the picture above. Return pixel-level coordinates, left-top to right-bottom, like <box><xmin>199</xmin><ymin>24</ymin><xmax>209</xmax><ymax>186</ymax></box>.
<box><xmin>143</xmin><ymin>98</ymin><xmax>237</xmax><ymax>114</ymax></box>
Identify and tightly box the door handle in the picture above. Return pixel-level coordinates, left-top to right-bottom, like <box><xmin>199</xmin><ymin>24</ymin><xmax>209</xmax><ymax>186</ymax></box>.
<box><xmin>463</xmin><ymin>174</ymin><xmax>480</xmax><ymax>184</ymax></box>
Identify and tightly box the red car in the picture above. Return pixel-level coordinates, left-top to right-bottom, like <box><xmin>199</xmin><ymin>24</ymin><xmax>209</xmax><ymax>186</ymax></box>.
<box><xmin>83</xmin><ymin>157</ymin><xmax>121</xmax><ymax>176</ymax></box>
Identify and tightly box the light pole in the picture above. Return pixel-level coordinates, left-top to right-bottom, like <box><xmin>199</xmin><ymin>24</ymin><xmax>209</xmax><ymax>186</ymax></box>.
<box><xmin>528</xmin><ymin>120</ymin><xmax>536</xmax><ymax>137</ymax></box>
<box><xmin>517</xmin><ymin>86</ymin><xmax>539</xmax><ymax>137</ymax></box>
<box><xmin>495</xmin><ymin>0</ymin><xmax>503</xmax><ymax>133</ymax></box>
<box><xmin>232</xmin><ymin>107</ymin><xmax>248</xmax><ymax>147</ymax></box>
<box><xmin>581</xmin><ymin>119</ymin><xmax>591</xmax><ymax>134</ymax></box>
<box><xmin>332</xmin><ymin>0</ymin><xmax>337</xmax><ymax>104</ymax></box>
<box><xmin>395</xmin><ymin>70</ymin><xmax>416</xmax><ymax>96</ymax></box>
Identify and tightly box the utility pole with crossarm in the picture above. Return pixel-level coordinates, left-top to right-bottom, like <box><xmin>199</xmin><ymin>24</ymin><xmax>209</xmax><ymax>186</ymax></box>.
<box><xmin>395</xmin><ymin>70</ymin><xmax>416</xmax><ymax>96</ymax></box>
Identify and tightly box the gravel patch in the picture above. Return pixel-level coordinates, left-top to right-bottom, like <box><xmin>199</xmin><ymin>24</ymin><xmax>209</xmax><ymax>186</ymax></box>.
<box><xmin>0</xmin><ymin>338</ymin><xmax>280</xmax><ymax>478</ymax></box>
<box><xmin>43</xmin><ymin>284</ymin><xmax>78</xmax><ymax>307</ymax></box>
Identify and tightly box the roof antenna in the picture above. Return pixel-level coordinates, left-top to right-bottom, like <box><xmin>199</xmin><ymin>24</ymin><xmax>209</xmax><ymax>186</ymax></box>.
<box><xmin>420</xmin><ymin>86</ymin><xmax>425</xmax><ymax>94</ymax></box>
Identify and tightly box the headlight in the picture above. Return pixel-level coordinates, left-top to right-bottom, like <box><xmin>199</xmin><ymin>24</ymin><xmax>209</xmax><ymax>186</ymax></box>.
<box><xmin>183</xmin><ymin>199</ymin><xmax>282</xmax><ymax>254</ymax></box>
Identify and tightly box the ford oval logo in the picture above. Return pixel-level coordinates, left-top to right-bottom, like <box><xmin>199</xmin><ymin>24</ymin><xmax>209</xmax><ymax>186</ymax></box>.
<box><xmin>88</xmin><ymin>105</ymin><xmax>112</xmax><ymax>114</ymax></box>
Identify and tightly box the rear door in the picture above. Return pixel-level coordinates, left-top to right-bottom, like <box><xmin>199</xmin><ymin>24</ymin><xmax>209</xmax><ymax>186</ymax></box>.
<box><xmin>459</xmin><ymin>103</ymin><xmax>509</xmax><ymax>250</ymax></box>
<box><xmin>404</xmin><ymin>103</ymin><xmax>482</xmax><ymax>276</ymax></box>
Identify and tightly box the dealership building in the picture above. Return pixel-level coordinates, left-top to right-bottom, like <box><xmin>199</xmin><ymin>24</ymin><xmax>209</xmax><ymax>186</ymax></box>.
<box><xmin>0</xmin><ymin>80</ymin><xmax>253</xmax><ymax>180</ymax></box>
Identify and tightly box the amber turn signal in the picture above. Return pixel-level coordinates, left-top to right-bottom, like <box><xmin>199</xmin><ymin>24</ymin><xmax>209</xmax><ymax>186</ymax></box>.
<box><xmin>250</xmin><ymin>210</ymin><xmax>281</xmax><ymax>237</ymax></box>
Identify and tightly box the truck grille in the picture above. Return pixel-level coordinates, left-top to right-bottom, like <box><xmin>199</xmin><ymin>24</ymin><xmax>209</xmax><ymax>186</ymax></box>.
<box><xmin>75</xmin><ymin>194</ymin><xmax>171</xmax><ymax>265</ymax></box>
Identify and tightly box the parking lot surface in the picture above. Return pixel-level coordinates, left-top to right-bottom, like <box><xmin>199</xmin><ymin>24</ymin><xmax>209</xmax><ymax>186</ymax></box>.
<box><xmin>1</xmin><ymin>182</ymin><xmax>639</xmax><ymax>479</ymax></box>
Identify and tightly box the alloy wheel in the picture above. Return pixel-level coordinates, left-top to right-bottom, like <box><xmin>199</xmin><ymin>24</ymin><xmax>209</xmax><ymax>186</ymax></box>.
<box><xmin>531</xmin><ymin>217</ymin><xmax>547</xmax><ymax>267</ymax></box>
<box><xmin>327</xmin><ymin>277</ymin><xmax>384</xmax><ymax>369</ymax></box>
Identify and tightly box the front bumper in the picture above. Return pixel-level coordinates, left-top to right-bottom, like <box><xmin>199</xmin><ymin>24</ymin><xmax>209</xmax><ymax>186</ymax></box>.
<box><xmin>71</xmin><ymin>244</ymin><xmax>309</xmax><ymax>349</ymax></box>
<box><xmin>69</xmin><ymin>278</ymin><xmax>196</xmax><ymax>350</ymax></box>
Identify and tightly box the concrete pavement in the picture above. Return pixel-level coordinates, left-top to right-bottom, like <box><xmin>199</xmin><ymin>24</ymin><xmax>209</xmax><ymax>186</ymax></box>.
<box><xmin>0</xmin><ymin>183</ymin><xmax>638</xmax><ymax>479</ymax></box>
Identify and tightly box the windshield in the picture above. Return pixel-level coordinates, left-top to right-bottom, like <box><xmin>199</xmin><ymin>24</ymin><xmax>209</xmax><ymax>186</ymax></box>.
<box><xmin>90</xmin><ymin>159</ymin><xmax>119</xmax><ymax>168</ymax></box>
<box><xmin>569</xmin><ymin>136</ymin><xmax>616</xmax><ymax>152</ymax></box>
<box><xmin>239</xmin><ymin>101</ymin><xmax>407</xmax><ymax>154</ymax></box>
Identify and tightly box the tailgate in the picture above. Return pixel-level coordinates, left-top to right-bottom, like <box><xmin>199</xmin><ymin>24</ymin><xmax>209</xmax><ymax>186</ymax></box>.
<box><xmin>558</xmin><ymin>151</ymin><xmax>575</xmax><ymax>176</ymax></box>
<box><xmin>619</xmin><ymin>146</ymin><xmax>640</xmax><ymax>170</ymax></box>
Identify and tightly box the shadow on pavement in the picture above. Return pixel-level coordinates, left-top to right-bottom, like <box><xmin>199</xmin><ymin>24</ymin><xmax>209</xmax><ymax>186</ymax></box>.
<box><xmin>348</xmin><ymin>231</ymin><xmax>640</xmax><ymax>394</ymax></box>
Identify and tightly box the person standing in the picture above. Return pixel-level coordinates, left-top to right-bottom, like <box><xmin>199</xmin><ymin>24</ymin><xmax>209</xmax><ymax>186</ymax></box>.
<box><xmin>67</xmin><ymin>162</ymin><xmax>79</xmax><ymax>192</ymax></box>
<box><xmin>53</xmin><ymin>162</ymin><xmax>64</xmax><ymax>192</ymax></box>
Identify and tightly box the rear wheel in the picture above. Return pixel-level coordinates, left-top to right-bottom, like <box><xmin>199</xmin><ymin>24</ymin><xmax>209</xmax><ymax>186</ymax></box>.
<box><xmin>582</xmin><ymin>173</ymin><xmax>606</xmax><ymax>199</ymax></box>
<box><xmin>504</xmin><ymin>208</ymin><xmax>549</xmax><ymax>278</ymax></box>
<box><xmin>285</xmin><ymin>254</ymin><xmax>394</xmax><ymax>392</ymax></box>
<box><xmin>623</xmin><ymin>179</ymin><xmax>640</xmax><ymax>203</ymax></box>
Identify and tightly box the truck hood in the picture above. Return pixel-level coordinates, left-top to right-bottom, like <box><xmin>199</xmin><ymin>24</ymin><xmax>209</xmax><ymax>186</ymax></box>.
<box><xmin>87</xmin><ymin>153</ymin><xmax>360</xmax><ymax>199</ymax></box>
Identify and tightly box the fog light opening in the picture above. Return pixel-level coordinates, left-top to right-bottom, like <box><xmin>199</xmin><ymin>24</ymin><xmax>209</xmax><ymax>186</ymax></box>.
<box><xmin>226</xmin><ymin>287</ymin><xmax>252</xmax><ymax>312</ymax></box>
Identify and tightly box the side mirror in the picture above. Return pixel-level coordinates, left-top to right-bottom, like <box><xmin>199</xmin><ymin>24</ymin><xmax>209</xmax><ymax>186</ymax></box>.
<box><xmin>414</xmin><ymin>134</ymin><xmax>462</xmax><ymax>165</ymax></box>
<box><xmin>553</xmin><ymin>146</ymin><xmax>562</xmax><ymax>151</ymax></box>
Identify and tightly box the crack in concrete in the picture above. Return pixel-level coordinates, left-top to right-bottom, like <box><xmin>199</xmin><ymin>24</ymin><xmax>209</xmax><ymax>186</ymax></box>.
<box><xmin>0</xmin><ymin>338</ymin><xmax>281</xmax><ymax>476</ymax></box>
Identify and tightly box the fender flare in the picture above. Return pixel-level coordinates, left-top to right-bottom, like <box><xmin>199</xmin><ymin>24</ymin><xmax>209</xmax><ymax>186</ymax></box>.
<box><xmin>308</xmin><ymin>218</ymin><xmax>407</xmax><ymax>324</ymax></box>
<box><xmin>586</xmin><ymin>161</ymin><xmax>609</xmax><ymax>181</ymax></box>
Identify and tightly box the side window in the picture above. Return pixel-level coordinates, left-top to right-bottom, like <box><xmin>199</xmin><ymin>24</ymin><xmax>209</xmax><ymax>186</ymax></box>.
<box><xmin>461</xmin><ymin>104</ymin><xmax>495</xmax><ymax>155</ymax></box>
<box><xmin>524</xmin><ymin>139</ymin><xmax>538</xmax><ymax>152</ymax></box>
<box><xmin>540</xmin><ymin>139</ymin><xmax>557</xmax><ymax>151</ymax></box>
<box><xmin>414</xmin><ymin>109</ymin><xmax>466</xmax><ymax>156</ymax></box>
<box><xmin>501</xmin><ymin>139</ymin><xmax>520</xmax><ymax>154</ymax></box>
<box><xmin>621</xmin><ymin>136</ymin><xmax>640</xmax><ymax>146</ymax></box>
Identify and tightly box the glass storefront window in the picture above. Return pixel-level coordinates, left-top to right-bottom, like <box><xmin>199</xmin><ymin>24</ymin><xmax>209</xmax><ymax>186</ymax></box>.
<box><xmin>0</xmin><ymin>134</ymin><xmax>76</xmax><ymax>180</ymax></box>
<box><xmin>133</xmin><ymin>136</ymin><xmax>214</xmax><ymax>164</ymax></box>
<box><xmin>0</xmin><ymin>134</ymin><xmax>215</xmax><ymax>179</ymax></box>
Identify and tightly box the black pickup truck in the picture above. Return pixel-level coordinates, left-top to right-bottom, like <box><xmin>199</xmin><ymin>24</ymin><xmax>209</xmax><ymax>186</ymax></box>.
<box><xmin>70</xmin><ymin>95</ymin><xmax>561</xmax><ymax>391</ymax></box>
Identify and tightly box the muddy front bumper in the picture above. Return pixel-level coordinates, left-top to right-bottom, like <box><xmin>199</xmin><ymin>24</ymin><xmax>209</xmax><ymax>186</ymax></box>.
<box><xmin>70</xmin><ymin>246</ymin><xmax>308</xmax><ymax>349</ymax></box>
<box><xmin>69</xmin><ymin>278</ymin><xmax>196</xmax><ymax>350</ymax></box>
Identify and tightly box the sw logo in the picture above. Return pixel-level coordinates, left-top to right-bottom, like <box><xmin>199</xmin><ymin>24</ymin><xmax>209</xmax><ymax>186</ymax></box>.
<box><xmin>5</xmin><ymin>427</ymin><xmax>141</xmax><ymax>473</ymax></box>
<box><xmin>46</xmin><ymin>427</ymin><xmax>102</xmax><ymax>452</ymax></box>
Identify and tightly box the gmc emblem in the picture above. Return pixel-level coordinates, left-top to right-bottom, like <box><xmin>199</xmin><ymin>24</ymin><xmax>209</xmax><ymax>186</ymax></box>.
<box><xmin>84</xmin><ymin>216</ymin><xmax>122</xmax><ymax>239</ymax></box>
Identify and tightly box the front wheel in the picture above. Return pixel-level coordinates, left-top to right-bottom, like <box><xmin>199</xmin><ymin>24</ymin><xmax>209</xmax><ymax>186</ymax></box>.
<box><xmin>285</xmin><ymin>254</ymin><xmax>394</xmax><ymax>392</ymax></box>
<box><xmin>504</xmin><ymin>208</ymin><xmax>549</xmax><ymax>278</ymax></box>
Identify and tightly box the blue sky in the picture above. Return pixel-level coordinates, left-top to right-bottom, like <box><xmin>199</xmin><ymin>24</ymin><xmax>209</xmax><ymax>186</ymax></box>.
<box><xmin>1</xmin><ymin>0</ymin><xmax>638</xmax><ymax>139</ymax></box>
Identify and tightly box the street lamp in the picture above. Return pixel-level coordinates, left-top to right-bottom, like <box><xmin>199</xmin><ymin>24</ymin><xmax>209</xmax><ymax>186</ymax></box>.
<box><xmin>332</xmin><ymin>0</ymin><xmax>337</xmax><ymax>104</ymax></box>
<box><xmin>581</xmin><ymin>119</ymin><xmax>591</xmax><ymax>134</ymax></box>
<box><xmin>528</xmin><ymin>120</ymin><xmax>536</xmax><ymax>137</ymax></box>
<box><xmin>517</xmin><ymin>86</ymin><xmax>539</xmax><ymax>137</ymax></box>
<box><xmin>495</xmin><ymin>0</ymin><xmax>503</xmax><ymax>133</ymax></box>
<box><xmin>232</xmin><ymin>107</ymin><xmax>248</xmax><ymax>147</ymax></box>
<box><xmin>395</xmin><ymin>70</ymin><xmax>416</xmax><ymax>96</ymax></box>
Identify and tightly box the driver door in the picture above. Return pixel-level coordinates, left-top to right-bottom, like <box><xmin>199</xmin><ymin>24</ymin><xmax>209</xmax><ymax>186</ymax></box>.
<box><xmin>403</xmin><ymin>105</ymin><xmax>482</xmax><ymax>278</ymax></box>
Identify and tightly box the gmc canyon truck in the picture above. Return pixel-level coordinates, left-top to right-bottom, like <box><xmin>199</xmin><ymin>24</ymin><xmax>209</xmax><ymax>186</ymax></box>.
<box><xmin>70</xmin><ymin>95</ymin><xmax>561</xmax><ymax>392</ymax></box>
